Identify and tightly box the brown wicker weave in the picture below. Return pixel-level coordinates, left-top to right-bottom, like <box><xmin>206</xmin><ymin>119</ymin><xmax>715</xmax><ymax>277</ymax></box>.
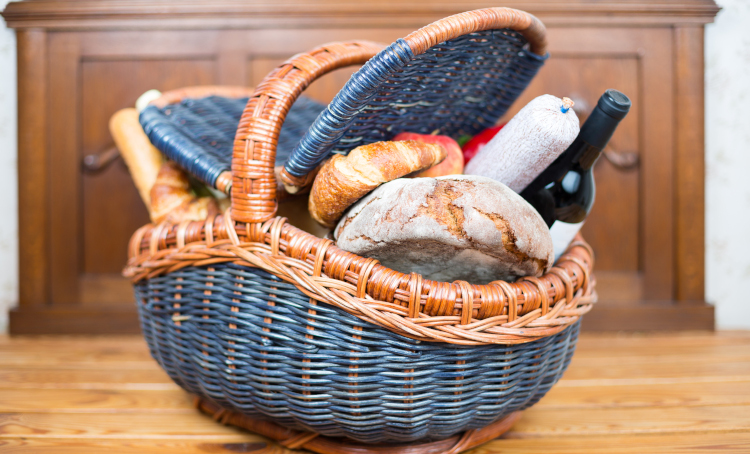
<box><xmin>195</xmin><ymin>397</ymin><xmax>523</xmax><ymax>454</ymax></box>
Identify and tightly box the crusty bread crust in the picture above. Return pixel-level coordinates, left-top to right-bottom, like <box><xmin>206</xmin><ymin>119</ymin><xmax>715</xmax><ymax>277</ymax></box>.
<box><xmin>334</xmin><ymin>175</ymin><xmax>554</xmax><ymax>284</ymax></box>
<box><xmin>150</xmin><ymin>161</ymin><xmax>219</xmax><ymax>224</ymax></box>
<box><xmin>309</xmin><ymin>140</ymin><xmax>446</xmax><ymax>227</ymax></box>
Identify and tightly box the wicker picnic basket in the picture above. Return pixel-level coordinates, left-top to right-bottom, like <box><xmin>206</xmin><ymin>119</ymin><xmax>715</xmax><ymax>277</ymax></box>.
<box><xmin>124</xmin><ymin>8</ymin><xmax>596</xmax><ymax>454</ymax></box>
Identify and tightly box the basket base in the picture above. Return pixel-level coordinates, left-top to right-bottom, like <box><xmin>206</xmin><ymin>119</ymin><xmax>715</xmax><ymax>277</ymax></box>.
<box><xmin>195</xmin><ymin>397</ymin><xmax>522</xmax><ymax>454</ymax></box>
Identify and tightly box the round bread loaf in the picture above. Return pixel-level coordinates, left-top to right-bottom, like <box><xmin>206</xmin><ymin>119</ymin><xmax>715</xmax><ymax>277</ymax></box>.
<box><xmin>334</xmin><ymin>175</ymin><xmax>554</xmax><ymax>284</ymax></box>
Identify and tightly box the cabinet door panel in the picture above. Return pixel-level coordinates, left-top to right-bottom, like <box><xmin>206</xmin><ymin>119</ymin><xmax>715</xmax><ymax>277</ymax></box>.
<box><xmin>249</xmin><ymin>56</ymin><xmax>361</xmax><ymax>105</ymax></box>
<box><xmin>80</xmin><ymin>59</ymin><xmax>216</xmax><ymax>303</ymax></box>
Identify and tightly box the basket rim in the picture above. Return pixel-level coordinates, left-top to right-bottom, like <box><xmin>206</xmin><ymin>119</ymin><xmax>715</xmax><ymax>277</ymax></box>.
<box><xmin>124</xmin><ymin>212</ymin><xmax>596</xmax><ymax>346</ymax></box>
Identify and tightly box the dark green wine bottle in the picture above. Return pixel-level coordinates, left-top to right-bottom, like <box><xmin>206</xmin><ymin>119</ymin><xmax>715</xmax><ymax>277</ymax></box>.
<box><xmin>520</xmin><ymin>89</ymin><xmax>631</xmax><ymax>260</ymax></box>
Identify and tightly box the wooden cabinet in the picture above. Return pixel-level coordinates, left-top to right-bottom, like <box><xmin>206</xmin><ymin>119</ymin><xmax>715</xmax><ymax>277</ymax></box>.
<box><xmin>2</xmin><ymin>0</ymin><xmax>719</xmax><ymax>334</ymax></box>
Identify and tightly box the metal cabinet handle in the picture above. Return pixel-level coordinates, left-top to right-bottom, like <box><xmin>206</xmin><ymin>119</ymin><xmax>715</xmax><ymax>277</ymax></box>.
<box><xmin>602</xmin><ymin>146</ymin><xmax>639</xmax><ymax>171</ymax></box>
<box><xmin>82</xmin><ymin>145</ymin><xmax>120</xmax><ymax>174</ymax></box>
<box><xmin>571</xmin><ymin>96</ymin><xmax>638</xmax><ymax>171</ymax></box>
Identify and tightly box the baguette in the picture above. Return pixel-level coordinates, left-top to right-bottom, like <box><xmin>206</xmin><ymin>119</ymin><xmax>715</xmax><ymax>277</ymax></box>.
<box><xmin>109</xmin><ymin>108</ymin><xmax>165</xmax><ymax>210</ymax></box>
<box><xmin>308</xmin><ymin>140</ymin><xmax>446</xmax><ymax>227</ymax></box>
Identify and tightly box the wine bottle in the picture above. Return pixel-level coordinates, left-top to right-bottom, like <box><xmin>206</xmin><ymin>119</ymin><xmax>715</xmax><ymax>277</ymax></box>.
<box><xmin>520</xmin><ymin>89</ymin><xmax>631</xmax><ymax>260</ymax></box>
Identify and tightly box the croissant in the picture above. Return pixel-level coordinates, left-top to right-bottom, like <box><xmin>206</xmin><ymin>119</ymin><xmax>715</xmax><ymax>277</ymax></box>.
<box><xmin>150</xmin><ymin>161</ymin><xmax>220</xmax><ymax>224</ymax></box>
<box><xmin>308</xmin><ymin>140</ymin><xmax>446</xmax><ymax>228</ymax></box>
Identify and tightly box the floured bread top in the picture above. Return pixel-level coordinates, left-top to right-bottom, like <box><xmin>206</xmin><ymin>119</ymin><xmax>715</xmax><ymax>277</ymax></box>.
<box><xmin>334</xmin><ymin>175</ymin><xmax>554</xmax><ymax>284</ymax></box>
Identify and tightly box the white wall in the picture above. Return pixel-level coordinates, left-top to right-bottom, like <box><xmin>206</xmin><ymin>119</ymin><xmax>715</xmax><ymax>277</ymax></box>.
<box><xmin>705</xmin><ymin>0</ymin><xmax>750</xmax><ymax>329</ymax></box>
<box><xmin>0</xmin><ymin>0</ymin><xmax>18</xmax><ymax>334</ymax></box>
<box><xmin>0</xmin><ymin>2</ymin><xmax>747</xmax><ymax>332</ymax></box>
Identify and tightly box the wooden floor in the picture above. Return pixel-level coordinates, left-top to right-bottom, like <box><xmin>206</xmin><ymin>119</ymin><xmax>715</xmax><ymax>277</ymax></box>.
<box><xmin>1</xmin><ymin>331</ymin><xmax>749</xmax><ymax>453</ymax></box>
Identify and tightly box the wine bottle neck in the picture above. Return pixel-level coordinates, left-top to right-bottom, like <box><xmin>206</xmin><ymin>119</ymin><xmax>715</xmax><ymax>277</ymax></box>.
<box><xmin>576</xmin><ymin>142</ymin><xmax>602</xmax><ymax>170</ymax></box>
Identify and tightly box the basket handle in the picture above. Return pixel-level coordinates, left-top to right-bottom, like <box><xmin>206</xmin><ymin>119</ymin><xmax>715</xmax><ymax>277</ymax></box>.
<box><xmin>403</xmin><ymin>7</ymin><xmax>546</xmax><ymax>58</ymax></box>
<box><xmin>229</xmin><ymin>41</ymin><xmax>384</xmax><ymax>223</ymax></box>
<box><xmin>230</xmin><ymin>8</ymin><xmax>547</xmax><ymax>223</ymax></box>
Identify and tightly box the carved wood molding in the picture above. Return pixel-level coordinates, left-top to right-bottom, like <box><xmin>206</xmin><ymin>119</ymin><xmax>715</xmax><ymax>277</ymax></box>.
<box><xmin>2</xmin><ymin>0</ymin><xmax>721</xmax><ymax>29</ymax></box>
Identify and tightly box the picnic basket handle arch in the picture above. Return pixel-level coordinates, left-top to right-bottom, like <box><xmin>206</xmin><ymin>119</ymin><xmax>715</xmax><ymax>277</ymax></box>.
<box><xmin>229</xmin><ymin>7</ymin><xmax>548</xmax><ymax>223</ymax></box>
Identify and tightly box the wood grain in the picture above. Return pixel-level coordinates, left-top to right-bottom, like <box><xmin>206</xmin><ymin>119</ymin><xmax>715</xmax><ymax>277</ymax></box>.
<box><xmin>475</xmin><ymin>432</ymin><xmax>750</xmax><ymax>453</ymax></box>
<box><xmin>639</xmin><ymin>28</ymin><xmax>675</xmax><ymax>301</ymax></box>
<box><xmin>1</xmin><ymin>434</ymin><xmax>749</xmax><ymax>454</ymax></box>
<box><xmin>581</xmin><ymin>302</ymin><xmax>714</xmax><ymax>331</ymax></box>
<box><xmin>0</xmin><ymin>438</ymin><xmax>288</xmax><ymax>453</ymax></box>
<box><xmin>0</xmin><ymin>331</ymin><xmax>747</xmax><ymax>453</ymax></box>
<box><xmin>15</xmin><ymin>29</ymin><xmax>49</xmax><ymax>309</ymax></box>
<box><xmin>1</xmin><ymin>0</ymin><xmax>722</xmax><ymax>29</ymax></box>
<box><xmin>0</xmin><ymin>412</ymin><xmax>248</xmax><ymax>438</ymax></box>
<box><xmin>562</xmin><ymin>355</ymin><xmax>750</xmax><ymax>381</ymax></box>
<box><xmin>47</xmin><ymin>32</ymin><xmax>82</xmax><ymax>306</ymax></box>
<box><xmin>9</xmin><ymin>307</ymin><xmax>141</xmax><ymax>335</ymax></box>
<box><xmin>537</xmin><ymin>381</ymin><xmax>750</xmax><ymax>409</ymax></box>
<box><xmin>510</xmin><ymin>405</ymin><xmax>750</xmax><ymax>437</ymax></box>
<box><xmin>0</xmin><ymin>368</ymin><xmax>175</xmax><ymax>389</ymax></box>
<box><xmin>674</xmin><ymin>25</ymin><xmax>706</xmax><ymax>303</ymax></box>
<box><xmin>0</xmin><ymin>389</ymin><xmax>194</xmax><ymax>413</ymax></box>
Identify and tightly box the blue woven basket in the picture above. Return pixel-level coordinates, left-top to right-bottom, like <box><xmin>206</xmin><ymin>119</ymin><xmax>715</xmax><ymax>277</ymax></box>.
<box><xmin>126</xmin><ymin>8</ymin><xmax>596</xmax><ymax>453</ymax></box>
<box><xmin>135</xmin><ymin>265</ymin><xmax>580</xmax><ymax>444</ymax></box>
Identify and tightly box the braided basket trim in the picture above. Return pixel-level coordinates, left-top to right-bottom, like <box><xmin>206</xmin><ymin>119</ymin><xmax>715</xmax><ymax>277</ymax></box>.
<box><xmin>125</xmin><ymin>211</ymin><xmax>596</xmax><ymax>346</ymax></box>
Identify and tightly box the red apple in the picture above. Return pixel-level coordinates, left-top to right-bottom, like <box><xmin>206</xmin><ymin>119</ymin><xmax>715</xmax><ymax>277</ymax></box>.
<box><xmin>393</xmin><ymin>132</ymin><xmax>464</xmax><ymax>178</ymax></box>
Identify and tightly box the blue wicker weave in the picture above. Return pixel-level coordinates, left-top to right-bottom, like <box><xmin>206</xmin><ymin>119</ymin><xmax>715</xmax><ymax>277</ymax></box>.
<box><xmin>284</xmin><ymin>29</ymin><xmax>546</xmax><ymax>178</ymax></box>
<box><xmin>135</xmin><ymin>264</ymin><xmax>578</xmax><ymax>444</ymax></box>
<box><xmin>139</xmin><ymin>95</ymin><xmax>326</xmax><ymax>188</ymax></box>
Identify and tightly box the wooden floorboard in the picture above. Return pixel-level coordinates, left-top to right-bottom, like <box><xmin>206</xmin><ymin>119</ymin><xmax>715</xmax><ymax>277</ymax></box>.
<box><xmin>0</xmin><ymin>438</ymin><xmax>288</xmax><ymax>453</ymax></box>
<box><xmin>0</xmin><ymin>389</ymin><xmax>195</xmax><ymax>413</ymax></box>
<box><xmin>0</xmin><ymin>412</ymin><xmax>248</xmax><ymax>438</ymax></box>
<box><xmin>2</xmin><ymin>433</ymin><xmax>750</xmax><ymax>454</ymax></box>
<box><xmin>537</xmin><ymin>380</ymin><xmax>750</xmax><ymax>408</ymax></box>
<box><xmin>478</xmin><ymin>432</ymin><xmax>750</xmax><ymax>453</ymax></box>
<box><xmin>510</xmin><ymin>404</ymin><xmax>750</xmax><ymax>437</ymax></box>
<box><xmin>0</xmin><ymin>333</ymin><xmax>748</xmax><ymax>453</ymax></box>
<box><xmin>0</xmin><ymin>368</ymin><xmax>176</xmax><ymax>389</ymax></box>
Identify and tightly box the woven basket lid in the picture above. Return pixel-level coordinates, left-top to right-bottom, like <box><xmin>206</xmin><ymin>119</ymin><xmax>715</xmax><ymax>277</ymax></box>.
<box><xmin>283</xmin><ymin>17</ymin><xmax>548</xmax><ymax>179</ymax></box>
